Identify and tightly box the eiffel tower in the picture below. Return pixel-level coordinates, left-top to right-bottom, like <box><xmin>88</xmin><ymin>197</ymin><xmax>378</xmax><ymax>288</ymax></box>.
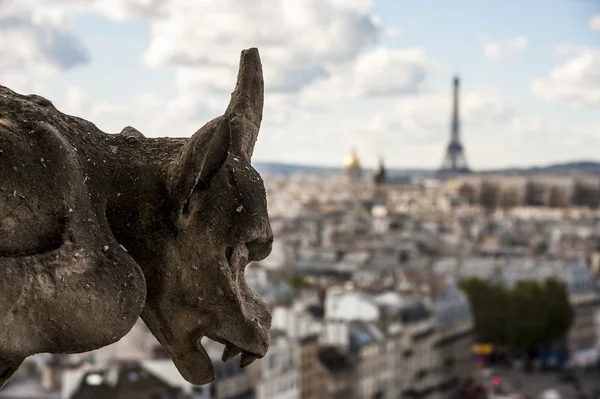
<box><xmin>439</xmin><ymin>76</ymin><xmax>470</xmax><ymax>175</ymax></box>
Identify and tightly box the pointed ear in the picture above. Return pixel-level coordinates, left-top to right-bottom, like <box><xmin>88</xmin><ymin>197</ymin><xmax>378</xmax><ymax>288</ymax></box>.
<box><xmin>168</xmin><ymin>115</ymin><xmax>231</xmax><ymax>208</ymax></box>
<box><xmin>191</xmin><ymin>116</ymin><xmax>231</xmax><ymax>192</ymax></box>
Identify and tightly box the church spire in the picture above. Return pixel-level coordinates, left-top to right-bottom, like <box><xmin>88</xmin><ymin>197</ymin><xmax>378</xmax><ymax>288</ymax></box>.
<box><xmin>374</xmin><ymin>156</ymin><xmax>387</xmax><ymax>185</ymax></box>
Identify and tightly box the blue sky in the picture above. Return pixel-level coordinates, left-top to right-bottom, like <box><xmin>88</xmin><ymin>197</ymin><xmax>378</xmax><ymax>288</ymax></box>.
<box><xmin>372</xmin><ymin>0</ymin><xmax>597</xmax><ymax>113</ymax></box>
<box><xmin>1</xmin><ymin>0</ymin><xmax>599</xmax><ymax>169</ymax></box>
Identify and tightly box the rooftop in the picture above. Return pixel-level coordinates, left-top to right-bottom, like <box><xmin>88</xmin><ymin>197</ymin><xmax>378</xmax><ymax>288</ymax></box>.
<box><xmin>69</xmin><ymin>361</ymin><xmax>178</xmax><ymax>399</ymax></box>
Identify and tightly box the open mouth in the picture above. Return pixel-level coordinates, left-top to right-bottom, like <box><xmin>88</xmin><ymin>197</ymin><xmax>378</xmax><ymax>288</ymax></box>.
<box><xmin>186</xmin><ymin>324</ymin><xmax>264</xmax><ymax>386</ymax></box>
<box><xmin>199</xmin><ymin>333</ymin><xmax>262</xmax><ymax>369</ymax></box>
<box><xmin>176</xmin><ymin>244</ymin><xmax>266</xmax><ymax>384</ymax></box>
<box><xmin>216</xmin><ymin>246</ymin><xmax>262</xmax><ymax>366</ymax></box>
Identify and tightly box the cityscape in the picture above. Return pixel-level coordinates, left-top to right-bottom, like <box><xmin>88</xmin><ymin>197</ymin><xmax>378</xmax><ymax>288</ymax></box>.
<box><xmin>1</xmin><ymin>1</ymin><xmax>600</xmax><ymax>399</ymax></box>
<box><xmin>3</xmin><ymin>70</ymin><xmax>600</xmax><ymax>399</ymax></box>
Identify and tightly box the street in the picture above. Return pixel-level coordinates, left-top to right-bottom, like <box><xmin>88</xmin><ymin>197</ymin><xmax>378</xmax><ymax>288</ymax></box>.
<box><xmin>487</xmin><ymin>368</ymin><xmax>600</xmax><ymax>398</ymax></box>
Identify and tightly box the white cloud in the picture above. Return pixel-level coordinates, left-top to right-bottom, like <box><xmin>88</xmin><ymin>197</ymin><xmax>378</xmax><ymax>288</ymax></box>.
<box><xmin>353</xmin><ymin>86</ymin><xmax>600</xmax><ymax>168</ymax></box>
<box><xmin>51</xmin><ymin>86</ymin><xmax>222</xmax><ymax>138</ymax></box>
<box><xmin>494</xmin><ymin>119</ymin><xmax>600</xmax><ymax>167</ymax></box>
<box><xmin>483</xmin><ymin>36</ymin><xmax>528</xmax><ymax>61</ymax></box>
<box><xmin>144</xmin><ymin>0</ymin><xmax>386</xmax><ymax>68</ymax></box>
<box><xmin>0</xmin><ymin>0</ymin><xmax>89</xmax><ymax>95</ymax></box>
<box><xmin>0</xmin><ymin>15</ymin><xmax>88</xmax><ymax>75</ymax></box>
<box><xmin>3</xmin><ymin>0</ymin><xmax>166</xmax><ymax>22</ymax></box>
<box><xmin>1</xmin><ymin>73</ymin><xmax>46</xmax><ymax>95</ymax></box>
<box><xmin>363</xmin><ymin>87</ymin><xmax>512</xmax><ymax>144</ymax></box>
<box><xmin>5</xmin><ymin>0</ymin><xmax>597</xmax><ymax>169</ymax></box>
<box><xmin>0</xmin><ymin>0</ymin><xmax>169</xmax><ymax>88</ymax></box>
<box><xmin>89</xmin><ymin>0</ymin><xmax>168</xmax><ymax>21</ymax></box>
<box><xmin>139</xmin><ymin>0</ymin><xmax>394</xmax><ymax>94</ymax></box>
<box><xmin>591</xmin><ymin>15</ymin><xmax>600</xmax><ymax>31</ymax></box>
<box><xmin>90</xmin><ymin>101</ymin><xmax>131</xmax><ymax>117</ymax></box>
<box><xmin>173</xmin><ymin>45</ymin><xmax>440</xmax><ymax>125</ymax></box>
<box><xmin>298</xmin><ymin>47</ymin><xmax>440</xmax><ymax>106</ymax></box>
<box><xmin>531</xmin><ymin>46</ymin><xmax>600</xmax><ymax>107</ymax></box>
<box><xmin>0</xmin><ymin>0</ymin><xmax>410</xmax><ymax>142</ymax></box>
<box><xmin>64</xmin><ymin>86</ymin><xmax>91</xmax><ymax>114</ymax></box>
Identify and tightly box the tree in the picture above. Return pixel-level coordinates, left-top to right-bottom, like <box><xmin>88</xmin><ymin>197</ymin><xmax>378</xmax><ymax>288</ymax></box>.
<box><xmin>460</xmin><ymin>278</ymin><xmax>508</xmax><ymax>345</ymax></box>
<box><xmin>460</xmin><ymin>277</ymin><xmax>573</xmax><ymax>354</ymax></box>
<box><xmin>507</xmin><ymin>281</ymin><xmax>548</xmax><ymax>351</ymax></box>
<box><xmin>512</xmin><ymin>279</ymin><xmax>572</xmax><ymax>352</ymax></box>
<box><xmin>288</xmin><ymin>274</ymin><xmax>312</xmax><ymax>290</ymax></box>
<box><xmin>541</xmin><ymin>279</ymin><xmax>574</xmax><ymax>344</ymax></box>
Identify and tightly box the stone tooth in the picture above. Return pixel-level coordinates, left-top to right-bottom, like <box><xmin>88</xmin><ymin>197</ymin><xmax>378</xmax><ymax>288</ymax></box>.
<box><xmin>240</xmin><ymin>352</ymin><xmax>259</xmax><ymax>368</ymax></box>
<box><xmin>222</xmin><ymin>344</ymin><xmax>242</xmax><ymax>362</ymax></box>
<box><xmin>196</xmin><ymin>336</ymin><xmax>205</xmax><ymax>352</ymax></box>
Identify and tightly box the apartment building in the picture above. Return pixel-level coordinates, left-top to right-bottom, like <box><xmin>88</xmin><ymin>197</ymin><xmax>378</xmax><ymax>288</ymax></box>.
<box><xmin>250</xmin><ymin>330</ymin><xmax>300</xmax><ymax>399</ymax></box>
<box><xmin>299</xmin><ymin>335</ymin><xmax>322</xmax><ymax>399</ymax></box>
<box><xmin>318</xmin><ymin>346</ymin><xmax>357</xmax><ymax>399</ymax></box>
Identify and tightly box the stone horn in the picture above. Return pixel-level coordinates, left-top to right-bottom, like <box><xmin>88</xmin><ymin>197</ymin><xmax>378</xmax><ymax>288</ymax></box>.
<box><xmin>224</xmin><ymin>48</ymin><xmax>264</xmax><ymax>161</ymax></box>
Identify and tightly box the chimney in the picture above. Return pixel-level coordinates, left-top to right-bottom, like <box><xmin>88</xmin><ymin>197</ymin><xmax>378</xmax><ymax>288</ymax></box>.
<box><xmin>41</xmin><ymin>360</ymin><xmax>61</xmax><ymax>391</ymax></box>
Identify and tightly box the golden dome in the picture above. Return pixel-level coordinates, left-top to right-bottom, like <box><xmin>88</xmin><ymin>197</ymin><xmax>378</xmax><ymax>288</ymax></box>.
<box><xmin>344</xmin><ymin>148</ymin><xmax>360</xmax><ymax>168</ymax></box>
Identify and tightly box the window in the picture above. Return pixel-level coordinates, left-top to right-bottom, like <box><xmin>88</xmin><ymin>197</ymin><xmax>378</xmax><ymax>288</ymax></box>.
<box><xmin>192</xmin><ymin>386</ymin><xmax>205</xmax><ymax>394</ymax></box>
<box><xmin>85</xmin><ymin>373</ymin><xmax>103</xmax><ymax>386</ymax></box>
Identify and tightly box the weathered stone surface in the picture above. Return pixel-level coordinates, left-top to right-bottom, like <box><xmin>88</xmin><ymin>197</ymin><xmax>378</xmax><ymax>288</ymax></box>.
<box><xmin>0</xmin><ymin>48</ymin><xmax>273</xmax><ymax>388</ymax></box>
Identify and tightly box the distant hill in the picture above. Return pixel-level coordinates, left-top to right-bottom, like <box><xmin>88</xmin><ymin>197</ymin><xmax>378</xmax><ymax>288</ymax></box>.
<box><xmin>252</xmin><ymin>162</ymin><xmax>342</xmax><ymax>176</ymax></box>
<box><xmin>481</xmin><ymin>161</ymin><xmax>600</xmax><ymax>175</ymax></box>
<box><xmin>252</xmin><ymin>161</ymin><xmax>600</xmax><ymax>178</ymax></box>
<box><xmin>252</xmin><ymin>162</ymin><xmax>433</xmax><ymax>178</ymax></box>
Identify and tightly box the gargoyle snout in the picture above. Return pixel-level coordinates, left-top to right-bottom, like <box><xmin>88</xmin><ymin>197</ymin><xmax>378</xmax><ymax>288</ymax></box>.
<box><xmin>246</xmin><ymin>234</ymin><xmax>274</xmax><ymax>263</ymax></box>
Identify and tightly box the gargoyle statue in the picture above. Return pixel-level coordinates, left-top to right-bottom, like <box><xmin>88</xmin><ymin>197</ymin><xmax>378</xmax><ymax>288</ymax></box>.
<box><xmin>0</xmin><ymin>47</ymin><xmax>273</xmax><ymax>388</ymax></box>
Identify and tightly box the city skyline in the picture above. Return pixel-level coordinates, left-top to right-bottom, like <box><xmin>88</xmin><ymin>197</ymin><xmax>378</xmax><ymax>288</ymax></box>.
<box><xmin>1</xmin><ymin>0</ymin><xmax>599</xmax><ymax>169</ymax></box>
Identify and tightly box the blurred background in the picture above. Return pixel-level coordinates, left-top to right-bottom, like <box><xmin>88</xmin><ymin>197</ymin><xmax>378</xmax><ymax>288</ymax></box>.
<box><xmin>1</xmin><ymin>0</ymin><xmax>600</xmax><ymax>398</ymax></box>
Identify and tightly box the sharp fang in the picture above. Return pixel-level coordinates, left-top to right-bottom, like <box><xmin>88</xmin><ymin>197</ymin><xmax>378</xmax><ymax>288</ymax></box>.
<box><xmin>240</xmin><ymin>352</ymin><xmax>259</xmax><ymax>368</ymax></box>
<box><xmin>222</xmin><ymin>345</ymin><xmax>242</xmax><ymax>362</ymax></box>
<box><xmin>196</xmin><ymin>336</ymin><xmax>205</xmax><ymax>351</ymax></box>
